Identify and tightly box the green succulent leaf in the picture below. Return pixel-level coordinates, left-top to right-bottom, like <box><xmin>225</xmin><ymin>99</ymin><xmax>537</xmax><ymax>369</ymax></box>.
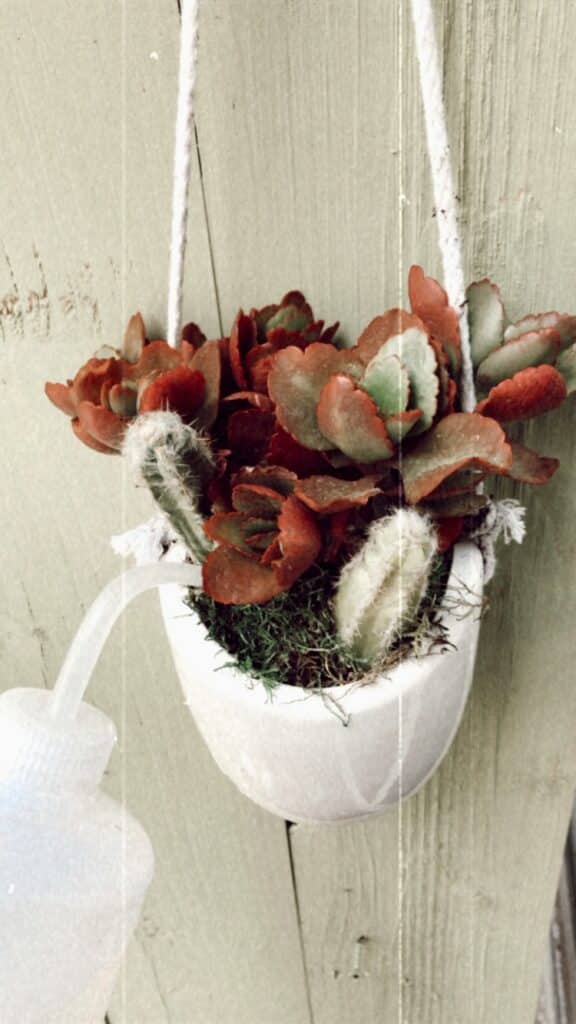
<box><xmin>467</xmin><ymin>280</ymin><xmax>506</xmax><ymax>367</ymax></box>
<box><xmin>380</xmin><ymin>326</ymin><xmax>439</xmax><ymax>433</ymax></box>
<box><xmin>361</xmin><ymin>352</ymin><xmax>409</xmax><ymax>415</ymax></box>
<box><xmin>476</xmin><ymin>328</ymin><xmax>561</xmax><ymax>389</ymax></box>
<box><xmin>504</xmin><ymin>312</ymin><xmax>576</xmax><ymax>351</ymax></box>
<box><xmin>385</xmin><ymin>409</ymin><xmax>421</xmax><ymax>443</ymax></box>
<box><xmin>265</xmin><ymin>305</ymin><xmax>310</xmax><ymax>333</ymax></box>
<box><xmin>316</xmin><ymin>374</ymin><xmax>395</xmax><ymax>463</ymax></box>
<box><xmin>268</xmin><ymin>343</ymin><xmax>362</xmax><ymax>451</ymax></box>
<box><xmin>556</xmin><ymin>343</ymin><xmax>576</xmax><ymax>394</ymax></box>
<box><xmin>425</xmin><ymin>493</ymin><xmax>488</xmax><ymax>517</ymax></box>
<box><xmin>506</xmin><ymin>441</ymin><xmax>559</xmax><ymax>485</ymax></box>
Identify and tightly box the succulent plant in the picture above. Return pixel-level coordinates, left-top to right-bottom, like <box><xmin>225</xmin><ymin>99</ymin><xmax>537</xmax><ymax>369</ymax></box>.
<box><xmin>268</xmin><ymin>308</ymin><xmax>456</xmax><ymax>466</ymax></box>
<box><xmin>202</xmin><ymin>466</ymin><xmax>382</xmax><ymax>604</ymax></box>
<box><xmin>45</xmin><ymin>313</ymin><xmax>221</xmax><ymax>453</ymax></box>
<box><xmin>46</xmin><ymin>269</ymin><xmax>574</xmax><ymax>632</ymax></box>
<box><xmin>467</xmin><ymin>279</ymin><xmax>576</xmax><ymax>421</ymax></box>
<box><xmin>335</xmin><ymin>508</ymin><xmax>438</xmax><ymax>662</ymax></box>
<box><xmin>226</xmin><ymin>291</ymin><xmax>339</xmax><ymax>397</ymax></box>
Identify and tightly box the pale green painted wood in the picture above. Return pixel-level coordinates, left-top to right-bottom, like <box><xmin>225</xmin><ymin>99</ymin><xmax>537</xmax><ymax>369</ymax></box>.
<box><xmin>0</xmin><ymin>4</ymin><xmax>311</xmax><ymax>1022</ymax></box>
<box><xmin>196</xmin><ymin>1</ymin><xmax>576</xmax><ymax>1022</ymax></box>
<box><xmin>3</xmin><ymin>0</ymin><xmax>576</xmax><ymax>1021</ymax></box>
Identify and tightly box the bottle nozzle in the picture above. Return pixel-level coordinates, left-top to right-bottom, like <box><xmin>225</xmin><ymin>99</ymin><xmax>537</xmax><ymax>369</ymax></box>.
<box><xmin>50</xmin><ymin>562</ymin><xmax>201</xmax><ymax>722</ymax></box>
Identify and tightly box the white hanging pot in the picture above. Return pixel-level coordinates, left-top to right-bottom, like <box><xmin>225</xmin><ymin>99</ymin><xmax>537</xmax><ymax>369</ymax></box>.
<box><xmin>160</xmin><ymin>541</ymin><xmax>484</xmax><ymax>825</ymax></box>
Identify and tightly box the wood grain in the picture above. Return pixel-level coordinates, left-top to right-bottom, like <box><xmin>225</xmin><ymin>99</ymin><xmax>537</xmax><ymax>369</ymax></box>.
<box><xmin>197</xmin><ymin>1</ymin><xmax>576</xmax><ymax>1022</ymax></box>
<box><xmin>0</xmin><ymin>3</ymin><xmax>311</xmax><ymax>1022</ymax></box>
<box><xmin>3</xmin><ymin>0</ymin><xmax>576</xmax><ymax>1020</ymax></box>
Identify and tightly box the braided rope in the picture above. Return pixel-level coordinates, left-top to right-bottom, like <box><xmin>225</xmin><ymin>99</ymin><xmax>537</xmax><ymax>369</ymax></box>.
<box><xmin>409</xmin><ymin>0</ymin><xmax>476</xmax><ymax>412</ymax></box>
<box><xmin>166</xmin><ymin>0</ymin><xmax>200</xmax><ymax>350</ymax></box>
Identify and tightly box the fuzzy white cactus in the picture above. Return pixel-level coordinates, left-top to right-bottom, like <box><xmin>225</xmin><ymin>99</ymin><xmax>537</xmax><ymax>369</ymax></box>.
<box><xmin>334</xmin><ymin>508</ymin><xmax>438</xmax><ymax>663</ymax></box>
<box><xmin>123</xmin><ymin>411</ymin><xmax>215</xmax><ymax>564</ymax></box>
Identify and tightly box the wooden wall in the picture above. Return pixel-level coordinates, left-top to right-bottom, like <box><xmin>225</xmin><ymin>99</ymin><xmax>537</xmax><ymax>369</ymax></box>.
<box><xmin>1</xmin><ymin>2</ymin><xmax>576</xmax><ymax>1021</ymax></box>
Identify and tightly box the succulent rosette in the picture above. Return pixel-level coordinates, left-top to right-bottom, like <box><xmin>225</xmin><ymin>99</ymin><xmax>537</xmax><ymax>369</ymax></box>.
<box><xmin>219</xmin><ymin>291</ymin><xmax>339</xmax><ymax>469</ymax></box>
<box><xmin>202</xmin><ymin>466</ymin><xmax>382</xmax><ymax>604</ymax></box>
<box><xmin>467</xmin><ymin>278</ymin><xmax>576</xmax><ymax>420</ymax></box>
<box><xmin>45</xmin><ymin>313</ymin><xmax>220</xmax><ymax>453</ymax></box>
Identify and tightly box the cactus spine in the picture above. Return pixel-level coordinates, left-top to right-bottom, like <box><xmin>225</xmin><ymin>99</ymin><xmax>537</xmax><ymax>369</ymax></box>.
<box><xmin>334</xmin><ymin>508</ymin><xmax>438</xmax><ymax>663</ymax></box>
<box><xmin>123</xmin><ymin>411</ymin><xmax>214</xmax><ymax>563</ymax></box>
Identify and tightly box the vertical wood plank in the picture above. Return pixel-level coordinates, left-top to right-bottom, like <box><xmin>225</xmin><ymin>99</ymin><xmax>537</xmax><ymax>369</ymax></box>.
<box><xmin>196</xmin><ymin>1</ymin><xmax>576</xmax><ymax>1021</ymax></box>
<box><xmin>0</xmin><ymin>3</ymin><xmax>311</xmax><ymax>1021</ymax></box>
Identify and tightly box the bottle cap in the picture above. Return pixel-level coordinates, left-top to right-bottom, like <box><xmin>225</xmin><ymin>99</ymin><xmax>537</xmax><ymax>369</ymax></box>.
<box><xmin>0</xmin><ymin>688</ymin><xmax>116</xmax><ymax>793</ymax></box>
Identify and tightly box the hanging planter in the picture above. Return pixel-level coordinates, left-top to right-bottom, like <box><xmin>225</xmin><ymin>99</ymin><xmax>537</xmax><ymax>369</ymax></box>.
<box><xmin>44</xmin><ymin>269</ymin><xmax>575</xmax><ymax>822</ymax></box>
<box><xmin>160</xmin><ymin>541</ymin><xmax>483</xmax><ymax>823</ymax></box>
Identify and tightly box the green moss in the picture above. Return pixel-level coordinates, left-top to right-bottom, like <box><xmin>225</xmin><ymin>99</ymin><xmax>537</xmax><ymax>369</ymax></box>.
<box><xmin>188</xmin><ymin>550</ymin><xmax>454</xmax><ymax>692</ymax></box>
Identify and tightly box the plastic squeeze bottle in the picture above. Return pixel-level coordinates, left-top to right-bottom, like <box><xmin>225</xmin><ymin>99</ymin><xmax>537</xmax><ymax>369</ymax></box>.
<box><xmin>0</xmin><ymin>562</ymin><xmax>201</xmax><ymax>1024</ymax></box>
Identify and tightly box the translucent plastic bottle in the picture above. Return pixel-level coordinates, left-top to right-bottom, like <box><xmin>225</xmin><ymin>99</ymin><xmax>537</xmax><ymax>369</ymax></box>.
<box><xmin>0</xmin><ymin>686</ymin><xmax>154</xmax><ymax>1024</ymax></box>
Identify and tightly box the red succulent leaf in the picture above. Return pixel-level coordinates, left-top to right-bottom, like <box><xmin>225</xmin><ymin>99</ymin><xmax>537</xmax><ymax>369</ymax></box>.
<box><xmin>126</xmin><ymin>340</ymin><xmax>182</xmax><ymax>379</ymax></box>
<box><xmin>429</xmin><ymin>335</ymin><xmax>457</xmax><ymax>415</ymax></box>
<box><xmin>202</xmin><ymin>546</ymin><xmax>283</xmax><ymax>604</ymax></box>
<box><xmin>435</xmin><ymin>517</ymin><xmax>464</xmax><ymax>552</ymax></box>
<box><xmin>476</xmin><ymin>328</ymin><xmax>561</xmax><ymax>388</ymax></box>
<box><xmin>267</xmin><ymin>425</ymin><xmax>329</xmax><ymax>475</ymax></box>
<box><xmin>181</xmin><ymin>321</ymin><xmax>207</xmax><ymax>349</ymax></box>
<box><xmin>324</xmin><ymin>509</ymin><xmax>351</xmax><ymax>561</ymax></box>
<box><xmin>401</xmin><ymin>412</ymin><xmax>512</xmax><ymax>503</ymax></box>
<box><xmin>436</xmin><ymin>374</ymin><xmax>455</xmax><ymax>413</ymax></box>
<box><xmin>227</xmin><ymin>409</ymin><xmax>276</xmax><ymax>462</ymax></box>
<box><xmin>280</xmin><ymin>289</ymin><xmax>312</xmax><ymax>312</ymax></box>
<box><xmin>45</xmin><ymin>381</ymin><xmax>76</xmax><ymax>417</ymax></box>
<box><xmin>229</xmin><ymin>311</ymin><xmax>258</xmax><ymax>389</ymax></box>
<box><xmin>189</xmin><ymin>339</ymin><xmax>221</xmax><ymax>427</ymax></box>
<box><xmin>272</xmin><ymin>496</ymin><xmax>322</xmax><ymax>588</ymax></box>
<box><xmin>76</xmin><ymin>401</ymin><xmax>127</xmax><ymax>451</ymax></box>
<box><xmin>245</xmin><ymin>343</ymin><xmax>285</xmax><ymax>393</ymax></box>
<box><xmin>294</xmin><ymin>474</ymin><xmax>381</xmax><ymax>513</ymax></box>
<box><xmin>222</xmin><ymin>390</ymin><xmax>274</xmax><ymax>411</ymax></box>
<box><xmin>266</xmin><ymin>326</ymin><xmax>310</xmax><ymax>350</ymax></box>
<box><xmin>247</xmin><ymin>531</ymin><xmax>280</xmax><ymax>552</ymax></box>
<box><xmin>268</xmin><ymin>343</ymin><xmax>362</xmax><ymax>450</ymax></box>
<box><xmin>138</xmin><ymin>367</ymin><xmax>206</xmax><ymax>423</ymax></box>
<box><xmin>73</xmin><ymin>358</ymin><xmax>122</xmax><ymax>405</ymax></box>
<box><xmin>316</xmin><ymin>374</ymin><xmax>395</xmax><ymax>463</ymax></box>
<box><xmin>475</xmin><ymin>365</ymin><xmax>567</xmax><ymax>422</ymax></box>
<box><xmin>506</xmin><ymin>441</ymin><xmax>559</xmax><ymax>485</ymax></box>
<box><xmin>356</xmin><ymin>309</ymin><xmax>424</xmax><ymax>363</ymax></box>
<box><xmin>251</xmin><ymin>303</ymin><xmax>280</xmax><ymax>335</ymax></box>
<box><xmin>319</xmin><ymin>321</ymin><xmax>340</xmax><ymax>344</ymax></box>
<box><xmin>204</xmin><ymin>511</ymin><xmax>276</xmax><ymax>556</ymax></box>
<box><xmin>231</xmin><ymin>483</ymin><xmax>284</xmax><ymax>517</ymax></box>
<box><xmin>261</xmin><ymin>536</ymin><xmax>282</xmax><ymax>566</ymax></box>
<box><xmin>121</xmin><ymin>312</ymin><xmax>146</xmax><ymax>363</ymax></box>
<box><xmin>408</xmin><ymin>265</ymin><xmax>461</xmax><ymax>372</ymax></box>
<box><xmin>71</xmin><ymin>417</ymin><xmax>118</xmax><ymax>454</ymax></box>
<box><xmin>232</xmin><ymin>465</ymin><xmax>297</xmax><ymax>496</ymax></box>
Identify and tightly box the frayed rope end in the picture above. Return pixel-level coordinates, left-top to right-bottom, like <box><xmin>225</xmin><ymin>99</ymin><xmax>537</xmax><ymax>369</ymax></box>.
<box><xmin>470</xmin><ymin>499</ymin><xmax>527</xmax><ymax>583</ymax></box>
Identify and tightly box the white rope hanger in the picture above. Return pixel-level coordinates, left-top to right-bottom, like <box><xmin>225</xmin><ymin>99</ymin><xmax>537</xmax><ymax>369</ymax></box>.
<box><xmin>409</xmin><ymin>0</ymin><xmax>476</xmax><ymax>411</ymax></box>
<box><xmin>166</xmin><ymin>0</ymin><xmax>476</xmax><ymax>409</ymax></box>
<box><xmin>166</xmin><ymin>0</ymin><xmax>200</xmax><ymax>350</ymax></box>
